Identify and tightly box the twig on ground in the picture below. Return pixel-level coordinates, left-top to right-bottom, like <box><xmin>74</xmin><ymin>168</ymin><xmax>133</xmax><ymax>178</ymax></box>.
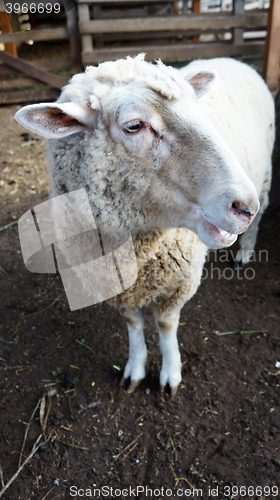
<box><xmin>169</xmin><ymin>463</ymin><xmax>197</xmax><ymax>491</ymax></box>
<box><xmin>0</xmin><ymin>365</ymin><xmax>36</xmax><ymax>371</ymax></box>
<box><xmin>64</xmin><ymin>388</ymin><xmax>75</xmax><ymax>394</ymax></box>
<box><xmin>0</xmin><ymin>266</ymin><xmax>7</xmax><ymax>275</ymax></box>
<box><xmin>67</xmin><ymin>395</ymin><xmax>73</xmax><ymax>418</ymax></box>
<box><xmin>136</xmin><ymin>412</ymin><xmax>146</xmax><ymax>422</ymax></box>
<box><xmin>113</xmin><ymin>433</ymin><xmax>143</xmax><ymax>460</ymax></box>
<box><xmin>60</xmin><ymin>425</ymin><xmax>74</xmax><ymax>432</ymax></box>
<box><xmin>169</xmin><ymin>436</ymin><xmax>177</xmax><ymax>462</ymax></box>
<box><xmin>75</xmin><ymin>339</ymin><xmax>96</xmax><ymax>356</ymax></box>
<box><xmin>0</xmin><ymin>433</ymin><xmax>52</xmax><ymax>498</ymax></box>
<box><xmin>79</xmin><ymin>400</ymin><xmax>102</xmax><ymax>412</ymax></box>
<box><xmin>180</xmin><ymin>345</ymin><xmax>190</xmax><ymax>354</ymax></box>
<box><xmin>266</xmin><ymin>370</ymin><xmax>280</xmax><ymax>376</ymax></box>
<box><xmin>56</xmin><ymin>439</ymin><xmax>89</xmax><ymax>451</ymax></box>
<box><xmin>8</xmin><ymin>322</ymin><xmax>21</xmax><ymax>339</ymax></box>
<box><xmin>122</xmin><ymin>441</ymin><xmax>139</xmax><ymax>460</ymax></box>
<box><xmin>199</xmin><ymin>407</ymin><xmax>218</xmax><ymax>417</ymax></box>
<box><xmin>0</xmin><ymin>337</ymin><xmax>14</xmax><ymax>344</ymax></box>
<box><xmin>10</xmin><ymin>452</ymin><xmax>38</xmax><ymax>480</ymax></box>
<box><xmin>43</xmin><ymin>396</ymin><xmax>52</xmax><ymax>433</ymax></box>
<box><xmin>19</xmin><ymin>398</ymin><xmax>41</xmax><ymax>467</ymax></box>
<box><xmin>21</xmin><ymin>297</ymin><xmax>61</xmax><ymax>321</ymax></box>
<box><xmin>214</xmin><ymin>329</ymin><xmax>268</xmax><ymax>336</ymax></box>
<box><xmin>39</xmin><ymin>395</ymin><xmax>46</xmax><ymax>430</ymax></box>
<box><xmin>41</xmin><ymin>484</ymin><xmax>56</xmax><ymax>500</ymax></box>
<box><xmin>3</xmin><ymin>427</ymin><xmax>10</xmax><ymax>447</ymax></box>
<box><xmin>0</xmin><ymin>221</ymin><xmax>18</xmax><ymax>232</ymax></box>
<box><xmin>9</xmin><ymin>297</ymin><xmax>61</xmax><ymax>339</ymax></box>
<box><xmin>0</xmin><ymin>466</ymin><xmax>4</xmax><ymax>488</ymax></box>
<box><xmin>22</xmin><ymin>285</ymin><xmax>54</xmax><ymax>311</ymax></box>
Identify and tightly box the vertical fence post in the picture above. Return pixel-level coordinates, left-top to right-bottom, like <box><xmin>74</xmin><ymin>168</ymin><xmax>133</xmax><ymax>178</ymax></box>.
<box><xmin>0</xmin><ymin>11</ymin><xmax>17</xmax><ymax>57</ymax></box>
<box><xmin>263</xmin><ymin>0</ymin><xmax>280</xmax><ymax>91</ymax></box>
<box><xmin>66</xmin><ymin>6</ymin><xmax>83</xmax><ymax>73</ymax></box>
<box><xmin>192</xmin><ymin>0</ymin><xmax>200</xmax><ymax>42</ymax></box>
<box><xmin>233</xmin><ymin>0</ymin><xmax>244</xmax><ymax>45</ymax></box>
<box><xmin>78</xmin><ymin>2</ymin><xmax>94</xmax><ymax>57</ymax></box>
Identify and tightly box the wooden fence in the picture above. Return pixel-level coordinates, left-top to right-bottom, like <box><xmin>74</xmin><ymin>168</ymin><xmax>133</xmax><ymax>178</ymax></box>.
<box><xmin>0</xmin><ymin>0</ymin><xmax>279</xmax><ymax>105</ymax></box>
<box><xmin>0</xmin><ymin>0</ymin><xmax>81</xmax><ymax>104</ymax></box>
<box><xmin>77</xmin><ymin>0</ymin><xmax>268</xmax><ymax>64</ymax></box>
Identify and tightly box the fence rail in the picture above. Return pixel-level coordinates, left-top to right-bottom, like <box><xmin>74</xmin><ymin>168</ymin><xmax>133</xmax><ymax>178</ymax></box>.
<box><xmin>78</xmin><ymin>1</ymin><xmax>269</xmax><ymax>67</ymax></box>
<box><xmin>79</xmin><ymin>13</ymin><xmax>268</xmax><ymax>34</ymax></box>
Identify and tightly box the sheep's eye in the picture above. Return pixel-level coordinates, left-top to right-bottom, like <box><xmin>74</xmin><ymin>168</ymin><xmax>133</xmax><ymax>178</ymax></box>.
<box><xmin>123</xmin><ymin>120</ymin><xmax>144</xmax><ymax>134</ymax></box>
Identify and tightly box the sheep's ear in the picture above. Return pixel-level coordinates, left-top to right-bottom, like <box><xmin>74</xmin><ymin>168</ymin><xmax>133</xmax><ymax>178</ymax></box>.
<box><xmin>184</xmin><ymin>71</ymin><xmax>216</xmax><ymax>99</ymax></box>
<box><xmin>15</xmin><ymin>102</ymin><xmax>97</xmax><ymax>139</ymax></box>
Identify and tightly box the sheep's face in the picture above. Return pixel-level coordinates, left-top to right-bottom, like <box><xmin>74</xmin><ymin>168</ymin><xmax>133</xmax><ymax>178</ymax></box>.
<box><xmin>14</xmin><ymin>56</ymin><xmax>259</xmax><ymax>249</ymax></box>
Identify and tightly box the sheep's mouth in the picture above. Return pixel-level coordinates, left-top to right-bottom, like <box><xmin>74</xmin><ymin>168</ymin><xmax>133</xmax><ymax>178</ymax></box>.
<box><xmin>203</xmin><ymin>217</ymin><xmax>237</xmax><ymax>246</ymax></box>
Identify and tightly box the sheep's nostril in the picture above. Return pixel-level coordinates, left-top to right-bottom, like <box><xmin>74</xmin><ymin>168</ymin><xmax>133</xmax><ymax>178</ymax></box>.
<box><xmin>244</xmin><ymin>208</ymin><xmax>253</xmax><ymax>217</ymax></box>
<box><xmin>232</xmin><ymin>201</ymin><xmax>253</xmax><ymax>219</ymax></box>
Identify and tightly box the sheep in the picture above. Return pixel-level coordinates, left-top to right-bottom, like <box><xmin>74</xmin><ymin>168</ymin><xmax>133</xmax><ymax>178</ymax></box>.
<box><xmin>15</xmin><ymin>55</ymin><xmax>274</xmax><ymax>398</ymax></box>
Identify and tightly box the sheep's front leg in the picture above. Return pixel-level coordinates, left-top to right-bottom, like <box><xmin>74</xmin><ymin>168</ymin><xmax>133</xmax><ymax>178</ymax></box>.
<box><xmin>119</xmin><ymin>306</ymin><xmax>147</xmax><ymax>393</ymax></box>
<box><xmin>153</xmin><ymin>307</ymin><xmax>182</xmax><ymax>399</ymax></box>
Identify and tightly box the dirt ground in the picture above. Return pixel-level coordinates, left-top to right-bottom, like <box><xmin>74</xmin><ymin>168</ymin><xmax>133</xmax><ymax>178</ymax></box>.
<box><xmin>0</xmin><ymin>97</ymin><xmax>280</xmax><ymax>500</ymax></box>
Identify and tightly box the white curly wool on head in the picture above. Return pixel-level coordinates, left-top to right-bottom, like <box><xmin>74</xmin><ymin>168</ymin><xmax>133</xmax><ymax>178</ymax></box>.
<box><xmin>59</xmin><ymin>54</ymin><xmax>186</xmax><ymax>109</ymax></box>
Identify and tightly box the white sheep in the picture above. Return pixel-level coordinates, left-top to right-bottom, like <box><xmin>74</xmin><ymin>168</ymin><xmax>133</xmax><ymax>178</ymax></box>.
<box><xmin>15</xmin><ymin>55</ymin><xmax>274</xmax><ymax>398</ymax></box>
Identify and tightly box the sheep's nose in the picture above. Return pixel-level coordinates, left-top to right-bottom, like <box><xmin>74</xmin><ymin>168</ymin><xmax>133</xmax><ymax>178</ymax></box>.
<box><xmin>231</xmin><ymin>199</ymin><xmax>258</xmax><ymax>220</ymax></box>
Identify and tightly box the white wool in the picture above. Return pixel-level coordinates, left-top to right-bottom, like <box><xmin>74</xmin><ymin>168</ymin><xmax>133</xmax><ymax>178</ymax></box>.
<box><xmin>59</xmin><ymin>54</ymin><xmax>186</xmax><ymax>108</ymax></box>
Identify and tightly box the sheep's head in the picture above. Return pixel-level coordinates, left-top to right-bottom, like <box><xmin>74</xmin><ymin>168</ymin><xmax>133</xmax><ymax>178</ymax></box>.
<box><xmin>15</xmin><ymin>55</ymin><xmax>259</xmax><ymax>249</ymax></box>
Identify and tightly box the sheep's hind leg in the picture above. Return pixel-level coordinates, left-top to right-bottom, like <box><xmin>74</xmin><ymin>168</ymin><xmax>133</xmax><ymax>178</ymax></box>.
<box><xmin>236</xmin><ymin>170</ymin><xmax>271</xmax><ymax>265</ymax></box>
<box><xmin>235</xmin><ymin>211</ymin><xmax>263</xmax><ymax>264</ymax></box>
<box><xmin>119</xmin><ymin>306</ymin><xmax>147</xmax><ymax>393</ymax></box>
<box><xmin>153</xmin><ymin>307</ymin><xmax>182</xmax><ymax>399</ymax></box>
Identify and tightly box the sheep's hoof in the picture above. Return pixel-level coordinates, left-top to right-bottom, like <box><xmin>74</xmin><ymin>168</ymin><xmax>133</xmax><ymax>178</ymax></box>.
<box><xmin>120</xmin><ymin>376</ymin><xmax>143</xmax><ymax>394</ymax></box>
<box><xmin>170</xmin><ymin>385</ymin><xmax>179</xmax><ymax>399</ymax></box>
<box><xmin>159</xmin><ymin>384</ymin><xmax>165</xmax><ymax>401</ymax></box>
<box><xmin>159</xmin><ymin>384</ymin><xmax>179</xmax><ymax>400</ymax></box>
